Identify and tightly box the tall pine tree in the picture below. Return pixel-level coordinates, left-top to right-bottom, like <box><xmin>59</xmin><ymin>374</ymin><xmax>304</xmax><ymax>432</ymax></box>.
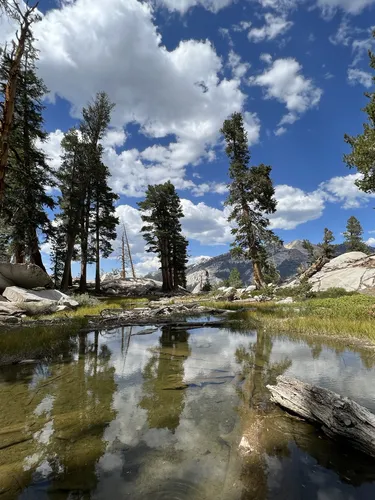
<box><xmin>138</xmin><ymin>182</ymin><xmax>188</xmax><ymax>292</ymax></box>
<box><xmin>1</xmin><ymin>44</ymin><xmax>54</xmax><ymax>269</ymax></box>
<box><xmin>343</xmin><ymin>216</ymin><xmax>368</xmax><ymax>253</ymax></box>
<box><xmin>57</xmin><ymin>128</ymin><xmax>87</xmax><ymax>291</ymax></box>
<box><xmin>79</xmin><ymin>92</ymin><xmax>115</xmax><ymax>292</ymax></box>
<box><xmin>221</xmin><ymin>112</ymin><xmax>279</xmax><ymax>289</ymax></box>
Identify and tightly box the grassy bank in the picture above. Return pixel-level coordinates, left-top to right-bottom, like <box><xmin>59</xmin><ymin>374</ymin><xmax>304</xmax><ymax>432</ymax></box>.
<box><xmin>35</xmin><ymin>296</ymin><xmax>149</xmax><ymax>322</ymax></box>
<box><xmin>203</xmin><ymin>294</ymin><xmax>375</xmax><ymax>340</ymax></box>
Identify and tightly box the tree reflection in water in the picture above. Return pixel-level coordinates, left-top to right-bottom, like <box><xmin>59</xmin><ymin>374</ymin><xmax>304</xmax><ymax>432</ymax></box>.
<box><xmin>139</xmin><ymin>326</ymin><xmax>191</xmax><ymax>432</ymax></box>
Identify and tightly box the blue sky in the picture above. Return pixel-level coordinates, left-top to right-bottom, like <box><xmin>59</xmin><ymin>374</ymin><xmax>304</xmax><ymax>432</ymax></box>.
<box><xmin>2</xmin><ymin>0</ymin><xmax>375</xmax><ymax>277</ymax></box>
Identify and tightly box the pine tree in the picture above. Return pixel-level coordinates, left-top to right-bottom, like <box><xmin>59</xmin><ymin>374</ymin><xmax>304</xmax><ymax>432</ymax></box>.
<box><xmin>221</xmin><ymin>112</ymin><xmax>279</xmax><ymax>289</ymax></box>
<box><xmin>1</xmin><ymin>44</ymin><xmax>54</xmax><ymax>269</ymax></box>
<box><xmin>57</xmin><ymin>128</ymin><xmax>86</xmax><ymax>291</ymax></box>
<box><xmin>344</xmin><ymin>32</ymin><xmax>375</xmax><ymax>195</ymax></box>
<box><xmin>138</xmin><ymin>181</ymin><xmax>188</xmax><ymax>292</ymax></box>
<box><xmin>302</xmin><ymin>239</ymin><xmax>316</xmax><ymax>266</ymax></box>
<box><xmin>258</xmin><ymin>246</ymin><xmax>280</xmax><ymax>284</ymax></box>
<box><xmin>320</xmin><ymin>228</ymin><xmax>335</xmax><ymax>260</ymax></box>
<box><xmin>79</xmin><ymin>92</ymin><xmax>114</xmax><ymax>292</ymax></box>
<box><xmin>228</xmin><ymin>268</ymin><xmax>243</xmax><ymax>288</ymax></box>
<box><xmin>343</xmin><ymin>216</ymin><xmax>368</xmax><ymax>253</ymax></box>
<box><xmin>0</xmin><ymin>1</ymin><xmax>40</xmax><ymax>202</ymax></box>
<box><xmin>90</xmin><ymin>161</ymin><xmax>119</xmax><ymax>293</ymax></box>
<box><xmin>50</xmin><ymin>222</ymin><xmax>66</xmax><ymax>288</ymax></box>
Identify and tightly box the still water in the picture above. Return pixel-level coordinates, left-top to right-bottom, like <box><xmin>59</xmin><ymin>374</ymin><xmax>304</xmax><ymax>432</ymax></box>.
<box><xmin>1</xmin><ymin>321</ymin><xmax>375</xmax><ymax>499</ymax></box>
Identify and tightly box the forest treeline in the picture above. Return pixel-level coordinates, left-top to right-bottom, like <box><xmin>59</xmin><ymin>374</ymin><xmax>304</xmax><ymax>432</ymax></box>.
<box><xmin>1</xmin><ymin>1</ymin><xmax>375</xmax><ymax>294</ymax></box>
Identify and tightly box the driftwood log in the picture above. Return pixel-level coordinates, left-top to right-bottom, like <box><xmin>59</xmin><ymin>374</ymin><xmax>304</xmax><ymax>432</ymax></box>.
<box><xmin>267</xmin><ymin>375</ymin><xmax>375</xmax><ymax>458</ymax></box>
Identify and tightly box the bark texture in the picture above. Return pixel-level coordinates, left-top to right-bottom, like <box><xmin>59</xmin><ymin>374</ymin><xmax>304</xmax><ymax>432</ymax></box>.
<box><xmin>267</xmin><ymin>375</ymin><xmax>375</xmax><ymax>457</ymax></box>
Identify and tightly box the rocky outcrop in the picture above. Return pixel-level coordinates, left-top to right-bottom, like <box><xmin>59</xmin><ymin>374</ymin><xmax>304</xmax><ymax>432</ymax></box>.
<box><xmin>101</xmin><ymin>278</ymin><xmax>163</xmax><ymax>296</ymax></box>
<box><xmin>309</xmin><ymin>252</ymin><xmax>375</xmax><ymax>292</ymax></box>
<box><xmin>0</xmin><ymin>263</ymin><xmax>52</xmax><ymax>292</ymax></box>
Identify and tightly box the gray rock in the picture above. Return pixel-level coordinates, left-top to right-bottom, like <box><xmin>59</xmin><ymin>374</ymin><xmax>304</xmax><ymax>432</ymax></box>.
<box><xmin>21</xmin><ymin>300</ymin><xmax>59</xmax><ymax>316</ymax></box>
<box><xmin>0</xmin><ymin>302</ymin><xmax>25</xmax><ymax>316</ymax></box>
<box><xmin>245</xmin><ymin>285</ymin><xmax>257</xmax><ymax>293</ymax></box>
<box><xmin>309</xmin><ymin>252</ymin><xmax>375</xmax><ymax>292</ymax></box>
<box><xmin>3</xmin><ymin>286</ymin><xmax>79</xmax><ymax>308</ymax></box>
<box><xmin>101</xmin><ymin>278</ymin><xmax>162</xmax><ymax>296</ymax></box>
<box><xmin>0</xmin><ymin>263</ymin><xmax>52</xmax><ymax>292</ymax></box>
<box><xmin>277</xmin><ymin>297</ymin><xmax>294</xmax><ymax>304</ymax></box>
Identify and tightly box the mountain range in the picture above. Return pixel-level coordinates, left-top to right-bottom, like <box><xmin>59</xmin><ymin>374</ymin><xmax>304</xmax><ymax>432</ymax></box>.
<box><xmin>146</xmin><ymin>240</ymin><xmax>375</xmax><ymax>290</ymax></box>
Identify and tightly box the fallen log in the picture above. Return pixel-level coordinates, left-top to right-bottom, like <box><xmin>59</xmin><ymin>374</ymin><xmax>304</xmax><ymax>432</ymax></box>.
<box><xmin>267</xmin><ymin>375</ymin><xmax>375</xmax><ymax>458</ymax></box>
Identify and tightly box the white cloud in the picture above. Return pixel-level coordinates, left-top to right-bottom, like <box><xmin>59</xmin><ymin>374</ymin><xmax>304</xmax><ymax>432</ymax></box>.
<box><xmin>255</xmin><ymin>0</ymin><xmax>298</xmax><ymax>12</ymax></box>
<box><xmin>269</xmin><ymin>185</ymin><xmax>325</xmax><ymax>230</ymax></box>
<box><xmin>329</xmin><ymin>17</ymin><xmax>351</xmax><ymax>46</ymax></box>
<box><xmin>274</xmin><ymin>126</ymin><xmax>287</xmax><ymax>136</ymax></box>
<box><xmin>30</xmin><ymin>0</ymin><xmax>246</xmax><ymax>191</ymax></box>
<box><xmin>347</xmin><ymin>68</ymin><xmax>372</xmax><ymax>88</ymax></box>
<box><xmin>366</xmin><ymin>238</ymin><xmax>375</xmax><ymax>246</ymax></box>
<box><xmin>232</xmin><ymin>20</ymin><xmax>252</xmax><ymax>32</ymax></box>
<box><xmin>191</xmin><ymin>182</ymin><xmax>228</xmax><ymax>197</ymax></box>
<box><xmin>316</xmin><ymin>0</ymin><xmax>375</xmax><ymax>16</ymax></box>
<box><xmin>180</xmin><ymin>199</ymin><xmax>233</xmax><ymax>245</ymax></box>
<box><xmin>319</xmin><ymin>173</ymin><xmax>375</xmax><ymax>209</ymax></box>
<box><xmin>249</xmin><ymin>58</ymin><xmax>322</xmax><ymax>128</ymax></box>
<box><xmin>243</xmin><ymin>112</ymin><xmax>262</xmax><ymax>145</ymax></box>
<box><xmin>228</xmin><ymin>50</ymin><xmax>251</xmax><ymax>80</ymax></box>
<box><xmin>247</xmin><ymin>13</ymin><xmax>293</xmax><ymax>42</ymax></box>
<box><xmin>324</xmin><ymin>72</ymin><xmax>334</xmax><ymax>80</ymax></box>
<box><xmin>155</xmin><ymin>0</ymin><xmax>234</xmax><ymax>14</ymax></box>
<box><xmin>260</xmin><ymin>53</ymin><xmax>273</xmax><ymax>64</ymax></box>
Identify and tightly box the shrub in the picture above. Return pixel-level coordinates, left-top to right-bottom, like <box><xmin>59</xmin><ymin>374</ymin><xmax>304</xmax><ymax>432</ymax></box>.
<box><xmin>71</xmin><ymin>293</ymin><xmax>100</xmax><ymax>307</ymax></box>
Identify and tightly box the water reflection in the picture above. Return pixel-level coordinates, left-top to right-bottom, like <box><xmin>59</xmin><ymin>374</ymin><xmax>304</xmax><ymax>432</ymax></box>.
<box><xmin>1</xmin><ymin>323</ymin><xmax>375</xmax><ymax>499</ymax></box>
<box><xmin>139</xmin><ymin>326</ymin><xmax>191</xmax><ymax>431</ymax></box>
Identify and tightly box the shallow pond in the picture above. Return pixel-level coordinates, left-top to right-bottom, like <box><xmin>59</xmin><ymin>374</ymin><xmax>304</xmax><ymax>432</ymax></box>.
<box><xmin>2</xmin><ymin>321</ymin><xmax>375</xmax><ymax>499</ymax></box>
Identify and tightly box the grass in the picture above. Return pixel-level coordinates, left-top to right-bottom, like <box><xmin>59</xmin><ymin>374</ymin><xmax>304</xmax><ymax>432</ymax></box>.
<box><xmin>202</xmin><ymin>294</ymin><xmax>375</xmax><ymax>340</ymax></box>
<box><xmin>30</xmin><ymin>296</ymin><xmax>149</xmax><ymax>322</ymax></box>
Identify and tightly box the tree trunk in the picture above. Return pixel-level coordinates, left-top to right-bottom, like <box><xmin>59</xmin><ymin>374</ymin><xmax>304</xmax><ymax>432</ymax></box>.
<box><xmin>121</xmin><ymin>233</ymin><xmax>126</xmax><ymax>280</ymax></box>
<box><xmin>79</xmin><ymin>191</ymin><xmax>90</xmax><ymax>293</ymax></box>
<box><xmin>69</xmin><ymin>265</ymin><xmax>72</xmax><ymax>287</ymax></box>
<box><xmin>29</xmin><ymin>227</ymin><xmax>46</xmax><ymax>272</ymax></box>
<box><xmin>61</xmin><ymin>234</ymin><xmax>75</xmax><ymax>292</ymax></box>
<box><xmin>95</xmin><ymin>199</ymin><xmax>100</xmax><ymax>293</ymax></box>
<box><xmin>0</xmin><ymin>7</ymin><xmax>35</xmax><ymax>203</ymax></box>
<box><xmin>267</xmin><ymin>376</ymin><xmax>375</xmax><ymax>458</ymax></box>
<box><xmin>299</xmin><ymin>255</ymin><xmax>329</xmax><ymax>281</ymax></box>
<box><xmin>14</xmin><ymin>243</ymin><xmax>25</xmax><ymax>263</ymax></box>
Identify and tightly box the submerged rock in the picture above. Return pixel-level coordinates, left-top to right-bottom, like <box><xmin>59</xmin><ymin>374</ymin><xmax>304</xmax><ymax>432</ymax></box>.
<box><xmin>0</xmin><ymin>263</ymin><xmax>52</xmax><ymax>292</ymax></box>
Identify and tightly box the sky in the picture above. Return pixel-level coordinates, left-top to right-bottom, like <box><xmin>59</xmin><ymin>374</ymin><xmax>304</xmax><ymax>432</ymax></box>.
<box><xmin>1</xmin><ymin>0</ymin><xmax>375</xmax><ymax>277</ymax></box>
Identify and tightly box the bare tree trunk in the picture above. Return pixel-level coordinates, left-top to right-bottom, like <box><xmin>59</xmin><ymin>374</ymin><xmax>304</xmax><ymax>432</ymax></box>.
<box><xmin>124</xmin><ymin>223</ymin><xmax>136</xmax><ymax>279</ymax></box>
<box><xmin>79</xmin><ymin>190</ymin><xmax>90</xmax><ymax>293</ymax></box>
<box><xmin>29</xmin><ymin>231</ymin><xmax>46</xmax><ymax>272</ymax></box>
<box><xmin>95</xmin><ymin>199</ymin><xmax>100</xmax><ymax>293</ymax></box>
<box><xmin>121</xmin><ymin>232</ymin><xmax>126</xmax><ymax>280</ymax></box>
<box><xmin>14</xmin><ymin>242</ymin><xmax>24</xmax><ymax>263</ymax></box>
<box><xmin>61</xmin><ymin>234</ymin><xmax>75</xmax><ymax>291</ymax></box>
<box><xmin>253</xmin><ymin>260</ymin><xmax>266</xmax><ymax>290</ymax></box>
<box><xmin>0</xmin><ymin>2</ymin><xmax>38</xmax><ymax>203</ymax></box>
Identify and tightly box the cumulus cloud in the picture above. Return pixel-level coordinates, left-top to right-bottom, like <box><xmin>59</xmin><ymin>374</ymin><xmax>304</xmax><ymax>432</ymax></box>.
<box><xmin>247</xmin><ymin>13</ymin><xmax>293</xmax><ymax>42</ymax></box>
<box><xmin>274</xmin><ymin>126</ymin><xmax>287</xmax><ymax>136</ymax></box>
<box><xmin>155</xmin><ymin>0</ymin><xmax>234</xmax><ymax>14</ymax></box>
<box><xmin>269</xmin><ymin>185</ymin><xmax>325</xmax><ymax>230</ymax></box>
<box><xmin>347</xmin><ymin>68</ymin><xmax>372</xmax><ymax>88</ymax></box>
<box><xmin>249</xmin><ymin>58</ymin><xmax>322</xmax><ymax>129</ymax></box>
<box><xmin>28</xmin><ymin>0</ymin><xmax>246</xmax><ymax>191</ymax></box>
<box><xmin>319</xmin><ymin>173</ymin><xmax>375</xmax><ymax>209</ymax></box>
<box><xmin>366</xmin><ymin>238</ymin><xmax>375</xmax><ymax>246</ymax></box>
